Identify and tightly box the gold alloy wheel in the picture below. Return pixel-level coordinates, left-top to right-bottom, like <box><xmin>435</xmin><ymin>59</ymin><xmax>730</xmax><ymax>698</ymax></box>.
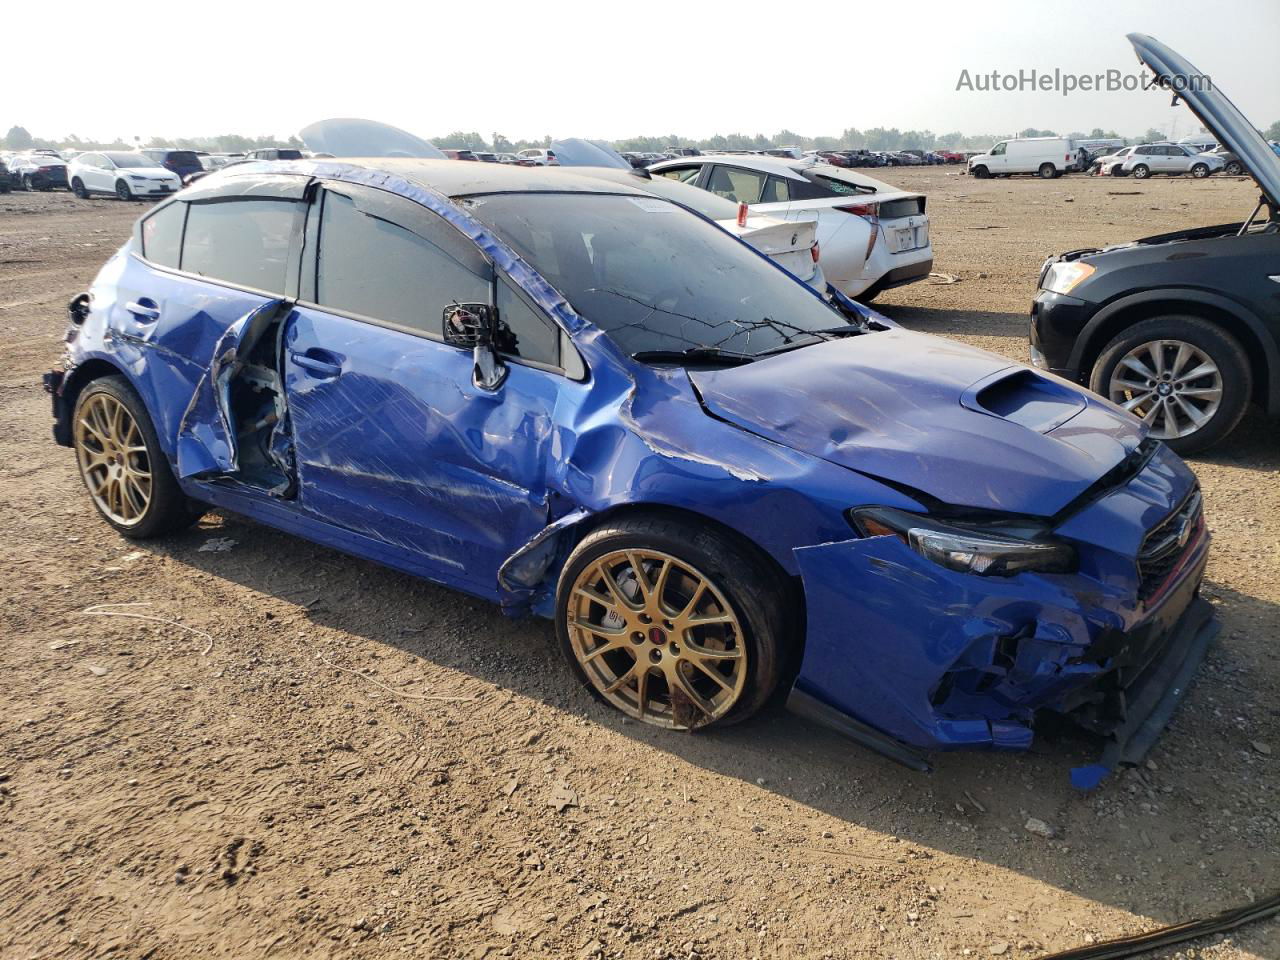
<box><xmin>567</xmin><ymin>549</ymin><xmax>747</xmax><ymax>729</ymax></box>
<box><xmin>74</xmin><ymin>392</ymin><xmax>152</xmax><ymax>526</ymax></box>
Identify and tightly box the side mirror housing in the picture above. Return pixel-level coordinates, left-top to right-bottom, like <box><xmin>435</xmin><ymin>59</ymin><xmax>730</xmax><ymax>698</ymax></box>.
<box><xmin>443</xmin><ymin>303</ymin><xmax>507</xmax><ymax>392</ymax></box>
<box><xmin>443</xmin><ymin>302</ymin><xmax>494</xmax><ymax>348</ymax></box>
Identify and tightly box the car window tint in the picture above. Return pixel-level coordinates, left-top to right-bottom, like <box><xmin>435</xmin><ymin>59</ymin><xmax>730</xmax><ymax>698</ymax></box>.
<box><xmin>315</xmin><ymin>188</ymin><xmax>490</xmax><ymax>334</ymax></box>
<box><xmin>762</xmin><ymin>176</ymin><xmax>790</xmax><ymax>203</ymax></box>
<box><xmin>495</xmin><ymin>276</ymin><xmax>558</xmax><ymax>366</ymax></box>
<box><xmin>141</xmin><ymin>202</ymin><xmax>185</xmax><ymax>268</ymax></box>
<box><xmin>657</xmin><ymin>165</ymin><xmax>700</xmax><ymax>184</ymax></box>
<box><xmin>181</xmin><ymin>199</ymin><xmax>298</xmax><ymax>293</ymax></box>
<box><xmin>706</xmin><ymin>166</ymin><xmax>765</xmax><ymax>204</ymax></box>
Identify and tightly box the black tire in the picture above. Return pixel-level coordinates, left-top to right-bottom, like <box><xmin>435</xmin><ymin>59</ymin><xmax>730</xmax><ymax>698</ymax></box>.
<box><xmin>72</xmin><ymin>375</ymin><xmax>204</xmax><ymax>538</ymax></box>
<box><xmin>556</xmin><ymin>515</ymin><xmax>787</xmax><ymax>729</ymax></box>
<box><xmin>1089</xmin><ymin>315</ymin><xmax>1252</xmax><ymax>455</ymax></box>
<box><xmin>115</xmin><ymin>179</ymin><xmax>132</xmax><ymax>201</ymax></box>
<box><xmin>1038</xmin><ymin>162</ymin><xmax>1056</xmax><ymax>179</ymax></box>
<box><xmin>1132</xmin><ymin>164</ymin><xmax>1151</xmax><ymax>179</ymax></box>
<box><xmin>1191</xmin><ymin>163</ymin><xmax>1210</xmax><ymax>178</ymax></box>
<box><xmin>71</xmin><ymin>177</ymin><xmax>89</xmax><ymax>199</ymax></box>
<box><xmin>1225</xmin><ymin>160</ymin><xmax>1243</xmax><ymax>175</ymax></box>
<box><xmin>971</xmin><ymin>165</ymin><xmax>990</xmax><ymax>179</ymax></box>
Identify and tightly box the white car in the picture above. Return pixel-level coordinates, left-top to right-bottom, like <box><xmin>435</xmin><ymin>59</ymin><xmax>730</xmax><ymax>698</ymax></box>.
<box><xmin>967</xmin><ymin>137</ymin><xmax>1077</xmax><ymax>179</ymax></box>
<box><xmin>67</xmin><ymin>152</ymin><xmax>182</xmax><ymax>199</ymax></box>
<box><xmin>517</xmin><ymin>148</ymin><xmax>559</xmax><ymax>166</ymax></box>
<box><xmin>574</xmin><ymin>166</ymin><xmax>825</xmax><ymax>292</ymax></box>
<box><xmin>1093</xmin><ymin>146</ymin><xmax>1137</xmax><ymax>175</ymax></box>
<box><xmin>648</xmin><ymin>154</ymin><xmax>930</xmax><ymax>300</ymax></box>
<box><xmin>1117</xmin><ymin>143</ymin><xmax>1224</xmax><ymax>178</ymax></box>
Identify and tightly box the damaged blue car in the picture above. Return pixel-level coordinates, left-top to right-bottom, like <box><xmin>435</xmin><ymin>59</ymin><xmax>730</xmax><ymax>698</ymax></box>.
<box><xmin>44</xmin><ymin>154</ymin><xmax>1214</xmax><ymax>785</ymax></box>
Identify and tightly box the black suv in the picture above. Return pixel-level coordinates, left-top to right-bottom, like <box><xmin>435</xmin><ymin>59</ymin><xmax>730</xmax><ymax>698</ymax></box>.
<box><xmin>1029</xmin><ymin>35</ymin><xmax>1280</xmax><ymax>454</ymax></box>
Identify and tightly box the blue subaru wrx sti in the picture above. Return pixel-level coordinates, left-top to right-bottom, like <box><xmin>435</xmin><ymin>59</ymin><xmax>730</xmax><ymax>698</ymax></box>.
<box><xmin>44</xmin><ymin>158</ymin><xmax>1215</xmax><ymax>785</ymax></box>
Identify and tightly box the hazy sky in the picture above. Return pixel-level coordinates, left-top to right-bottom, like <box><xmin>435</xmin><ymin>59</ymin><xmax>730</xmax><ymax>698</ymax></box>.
<box><xmin>10</xmin><ymin>0</ymin><xmax>1279</xmax><ymax>143</ymax></box>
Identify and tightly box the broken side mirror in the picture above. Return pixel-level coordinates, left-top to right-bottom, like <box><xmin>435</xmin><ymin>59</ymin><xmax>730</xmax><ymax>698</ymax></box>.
<box><xmin>443</xmin><ymin>303</ymin><xmax>507</xmax><ymax>392</ymax></box>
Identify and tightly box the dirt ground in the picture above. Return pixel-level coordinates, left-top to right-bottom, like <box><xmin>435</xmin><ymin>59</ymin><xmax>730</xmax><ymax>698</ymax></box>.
<box><xmin>1</xmin><ymin>169</ymin><xmax>1276</xmax><ymax>960</ymax></box>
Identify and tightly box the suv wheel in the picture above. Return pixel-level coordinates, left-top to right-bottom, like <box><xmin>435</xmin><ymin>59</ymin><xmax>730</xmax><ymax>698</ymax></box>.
<box><xmin>1225</xmin><ymin>160</ymin><xmax>1243</xmax><ymax>175</ymax></box>
<box><xmin>1038</xmin><ymin>162</ymin><xmax>1056</xmax><ymax>179</ymax></box>
<box><xmin>1190</xmin><ymin>163</ymin><xmax>1210</xmax><ymax>178</ymax></box>
<box><xmin>72</xmin><ymin>375</ymin><xmax>203</xmax><ymax>537</ymax></box>
<box><xmin>1131</xmin><ymin>164</ymin><xmax>1151</xmax><ymax>179</ymax></box>
<box><xmin>115</xmin><ymin>179</ymin><xmax>133</xmax><ymax>201</ymax></box>
<box><xmin>1090</xmin><ymin>315</ymin><xmax>1252</xmax><ymax>454</ymax></box>
<box><xmin>556</xmin><ymin>516</ymin><xmax>786</xmax><ymax>731</ymax></box>
<box><xmin>71</xmin><ymin>177</ymin><xmax>89</xmax><ymax>199</ymax></box>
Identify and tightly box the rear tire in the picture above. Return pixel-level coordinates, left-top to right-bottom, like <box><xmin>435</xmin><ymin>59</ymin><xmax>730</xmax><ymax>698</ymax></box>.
<box><xmin>115</xmin><ymin>179</ymin><xmax>133</xmax><ymax>201</ymax></box>
<box><xmin>1038</xmin><ymin>163</ymin><xmax>1056</xmax><ymax>179</ymax></box>
<box><xmin>1089</xmin><ymin>315</ymin><xmax>1252</xmax><ymax>455</ymax></box>
<box><xmin>556</xmin><ymin>515</ymin><xmax>787</xmax><ymax>731</ymax></box>
<box><xmin>72</xmin><ymin>375</ymin><xmax>204</xmax><ymax>538</ymax></box>
<box><xmin>1132</xmin><ymin>164</ymin><xmax>1151</xmax><ymax>179</ymax></box>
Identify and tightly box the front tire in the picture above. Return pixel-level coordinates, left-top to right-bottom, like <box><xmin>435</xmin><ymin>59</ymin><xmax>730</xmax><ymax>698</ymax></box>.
<box><xmin>1090</xmin><ymin>315</ymin><xmax>1252</xmax><ymax>455</ymax></box>
<box><xmin>1132</xmin><ymin>164</ymin><xmax>1151</xmax><ymax>179</ymax></box>
<box><xmin>1191</xmin><ymin>163</ymin><xmax>1210</xmax><ymax>178</ymax></box>
<box><xmin>556</xmin><ymin>516</ymin><xmax>786</xmax><ymax>731</ymax></box>
<box><xmin>115</xmin><ymin>179</ymin><xmax>133</xmax><ymax>201</ymax></box>
<box><xmin>971</xmin><ymin>165</ymin><xmax>989</xmax><ymax>179</ymax></box>
<box><xmin>71</xmin><ymin>177</ymin><xmax>89</xmax><ymax>199</ymax></box>
<box><xmin>72</xmin><ymin>376</ymin><xmax>203</xmax><ymax>538</ymax></box>
<box><xmin>1225</xmin><ymin>160</ymin><xmax>1243</xmax><ymax>175</ymax></box>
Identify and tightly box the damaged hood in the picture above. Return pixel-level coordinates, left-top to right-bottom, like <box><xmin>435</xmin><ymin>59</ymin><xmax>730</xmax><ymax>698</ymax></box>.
<box><xmin>1128</xmin><ymin>33</ymin><xmax>1280</xmax><ymax>208</ymax></box>
<box><xmin>688</xmin><ymin>330</ymin><xmax>1145</xmax><ymax>516</ymax></box>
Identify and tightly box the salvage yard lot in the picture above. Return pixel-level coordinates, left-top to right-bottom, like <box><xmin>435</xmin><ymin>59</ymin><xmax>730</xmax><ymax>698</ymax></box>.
<box><xmin>0</xmin><ymin>170</ymin><xmax>1276</xmax><ymax>960</ymax></box>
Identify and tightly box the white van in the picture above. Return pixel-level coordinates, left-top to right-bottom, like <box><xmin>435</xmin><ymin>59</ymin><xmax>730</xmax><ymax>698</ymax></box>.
<box><xmin>967</xmin><ymin>137</ymin><xmax>1077</xmax><ymax>179</ymax></box>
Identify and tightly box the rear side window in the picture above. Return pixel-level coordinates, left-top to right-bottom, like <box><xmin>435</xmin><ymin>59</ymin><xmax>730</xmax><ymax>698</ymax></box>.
<box><xmin>761</xmin><ymin>176</ymin><xmax>790</xmax><ymax>203</ymax></box>
<box><xmin>141</xmin><ymin>202</ymin><xmax>186</xmax><ymax>269</ymax></box>
<box><xmin>314</xmin><ymin>187</ymin><xmax>490</xmax><ymax>335</ymax></box>
<box><xmin>181</xmin><ymin>199</ymin><xmax>299</xmax><ymax>293</ymax></box>
<box><xmin>706</xmin><ymin>165</ymin><xmax>765</xmax><ymax>204</ymax></box>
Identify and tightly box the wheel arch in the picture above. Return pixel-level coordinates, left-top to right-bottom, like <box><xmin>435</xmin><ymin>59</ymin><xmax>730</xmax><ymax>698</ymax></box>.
<box><xmin>1071</xmin><ymin>290</ymin><xmax>1279</xmax><ymax>412</ymax></box>
<box><xmin>53</xmin><ymin>357</ymin><xmax>133</xmax><ymax>446</ymax></box>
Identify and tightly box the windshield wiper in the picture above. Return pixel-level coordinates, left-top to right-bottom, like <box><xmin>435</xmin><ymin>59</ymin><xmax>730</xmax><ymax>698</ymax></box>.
<box><xmin>755</xmin><ymin>325</ymin><xmax>866</xmax><ymax>357</ymax></box>
<box><xmin>631</xmin><ymin>346</ymin><xmax>756</xmax><ymax>367</ymax></box>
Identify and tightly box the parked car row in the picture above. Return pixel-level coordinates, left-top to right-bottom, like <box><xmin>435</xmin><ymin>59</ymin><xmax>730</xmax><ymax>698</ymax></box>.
<box><xmin>1089</xmin><ymin>142</ymin><xmax>1225</xmax><ymax>178</ymax></box>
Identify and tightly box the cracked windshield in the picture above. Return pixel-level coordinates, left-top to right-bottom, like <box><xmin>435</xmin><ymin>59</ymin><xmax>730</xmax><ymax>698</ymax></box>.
<box><xmin>464</xmin><ymin>193</ymin><xmax>855</xmax><ymax>358</ymax></box>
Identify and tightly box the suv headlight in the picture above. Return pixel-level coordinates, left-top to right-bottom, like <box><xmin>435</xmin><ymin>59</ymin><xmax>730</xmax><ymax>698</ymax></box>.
<box><xmin>849</xmin><ymin>506</ymin><xmax>1077</xmax><ymax>577</ymax></box>
<box><xmin>128</xmin><ymin>174</ymin><xmax>146</xmax><ymax>181</ymax></box>
<box><xmin>1040</xmin><ymin>260</ymin><xmax>1095</xmax><ymax>296</ymax></box>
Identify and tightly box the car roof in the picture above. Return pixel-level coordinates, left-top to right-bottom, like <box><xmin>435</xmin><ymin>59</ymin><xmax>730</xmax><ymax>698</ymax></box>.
<box><xmin>654</xmin><ymin>153</ymin><xmax>812</xmax><ymax>180</ymax></box>
<box><xmin>223</xmin><ymin>158</ymin><xmax>659</xmax><ymax>199</ymax></box>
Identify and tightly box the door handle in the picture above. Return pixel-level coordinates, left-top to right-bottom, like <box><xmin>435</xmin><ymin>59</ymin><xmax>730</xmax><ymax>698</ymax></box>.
<box><xmin>290</xmin><ymin>349</ymin><xmax>343</xmax><ymax>378</ymax></box>
<box><xmin>125</xmin><ymin>299</ymin><xmax>160</xmax><ymax>320</ymax></box>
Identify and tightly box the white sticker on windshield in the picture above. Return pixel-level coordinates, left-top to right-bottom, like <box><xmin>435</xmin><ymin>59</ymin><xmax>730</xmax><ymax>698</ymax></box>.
<box><xmin>626</xmin><ymin>197</ymin><xmax>676</xmax><ymax>213</ymax></box>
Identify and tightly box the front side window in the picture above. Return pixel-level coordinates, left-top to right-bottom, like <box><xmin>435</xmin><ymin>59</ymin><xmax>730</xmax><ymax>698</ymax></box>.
<box><xmin>314</xmin><ymin>187</ymin><xmax>490</xmax><ymax>335</ymax></box>
<box><xmin>465</xmin><ymin>193</ymin><xmax>853</xmax><ymax>359</ymax></box>
<box><xmin>706</xmin><ymin>165</ymin><xmax>765</xmax><ymax>204</ymax></box>
<box><xmin>495</xmin><ymin>277</ymin><xmax>558</xmax><ymax>366</ymax></box>
<box><xmin>181</xmin><ymin>199</ymin><xmax>299</xmax><ymax>293</ymax></box>
<box><xmin>991</xmin><ymin>142</ymin><xmax>1007</xmax><ymax>155</ymax></box>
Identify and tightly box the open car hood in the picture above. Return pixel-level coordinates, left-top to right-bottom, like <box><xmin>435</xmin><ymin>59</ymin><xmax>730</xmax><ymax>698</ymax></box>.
<box><xmin>688</xmin><ymin>330</ymin><xmax>1146</xmax><ymax>517</ymax></box>
<box><xmin>1128</xmin><ymin>33</ymin><xmax>1280</xmax><ymax>209</ymax></box>
<box><xmin>298</xmin><ymin>118</ymin><xmax>446</xmax><ymax>159</ymax></box>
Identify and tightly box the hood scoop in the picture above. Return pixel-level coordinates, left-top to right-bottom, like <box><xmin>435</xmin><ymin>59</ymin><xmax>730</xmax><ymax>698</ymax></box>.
<box><xmin>961</xmin><ymin>368</ymin><xmax>1086</xmax><ymax>433</ymax></box>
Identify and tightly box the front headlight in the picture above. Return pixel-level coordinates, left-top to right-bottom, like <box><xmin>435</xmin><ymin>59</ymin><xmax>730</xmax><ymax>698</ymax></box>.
<box><xmin>128</xmin><ymin>174</ymin><xmax>146</xmax><ymax>181</ymax></box>
<box><xmin>1040</xmin><ymin>260</ymin><xmax>1095</xmax><ymax>296</ymax></box>
<box><xmin>849</xmin><ymin>506</ymin><xmax>1077</xmax><ymax>576</ymax></box>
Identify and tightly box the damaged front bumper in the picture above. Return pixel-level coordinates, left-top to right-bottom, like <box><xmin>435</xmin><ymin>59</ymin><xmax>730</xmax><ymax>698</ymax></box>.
<box><xmin>787</xmin><ymin>492</ymin><xmax>1213</xmax><ymax>787</ymax></box>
